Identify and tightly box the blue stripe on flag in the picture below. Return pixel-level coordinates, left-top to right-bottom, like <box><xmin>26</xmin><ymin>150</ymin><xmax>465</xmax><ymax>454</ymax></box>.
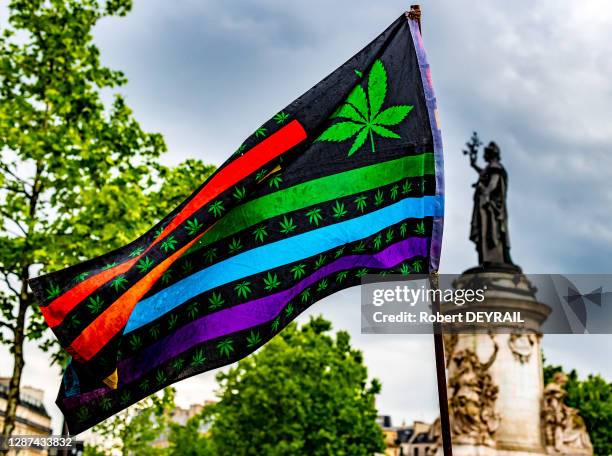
<box><xmin>123</xmin><ymin>195</ymin><xmax>443</xmax><ymax>334</ymax></box>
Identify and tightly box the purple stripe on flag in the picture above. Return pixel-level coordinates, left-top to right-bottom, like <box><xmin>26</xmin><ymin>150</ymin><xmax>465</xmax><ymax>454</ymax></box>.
<box><xmin>60</xmin><ymin>236</ymin><xmax>427</xmax><ymax>410</ymax></box>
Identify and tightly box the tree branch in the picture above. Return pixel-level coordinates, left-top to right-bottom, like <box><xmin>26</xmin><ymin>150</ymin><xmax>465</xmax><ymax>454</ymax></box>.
<box><xmin>0</xmin><ymin>208</ymin><xmax>28</xmax><ymax>236</ymax></box>
<box><xmin>0</xmin><ymin>162</ymin><xmax>32</xmax><ymax>194</ymax></box>
<box><xmin>0</xmin><ymin>321</ymin><xmax>15</xmax><ymax>334</ymax></box>
<box><xmin>0</xmin><ymin>274</ymin><xmax>21</xmax><ymax>297</ymax></box>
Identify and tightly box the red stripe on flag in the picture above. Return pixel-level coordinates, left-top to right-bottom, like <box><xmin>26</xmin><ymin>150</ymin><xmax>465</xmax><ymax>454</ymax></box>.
<box><xmin>152</xmin><ymin>120</ymin><xmax>307</xmax><ymax>243</ymax></box>
<box><xmin>41</xmin><ymin>259</ymin><xmax>138</xmax><ymax>328</ymax></box>
<box><xmin>42</xmin><ymin>120</ymin><xmax>307</xmax><ymax>328</ymax></box>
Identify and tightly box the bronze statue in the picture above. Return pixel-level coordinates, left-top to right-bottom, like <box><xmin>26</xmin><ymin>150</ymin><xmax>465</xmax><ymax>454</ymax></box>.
<box><xmin>464</xmin><ymin>132</ymin><xmax>514</xmax><ymax>267</ymax></box>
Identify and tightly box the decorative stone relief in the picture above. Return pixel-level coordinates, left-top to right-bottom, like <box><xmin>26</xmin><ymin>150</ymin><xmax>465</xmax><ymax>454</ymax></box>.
<box><xmin>448</xmin><ymin>335</ymin><xmax>500</xmax><ymax>447</ymax></box>
<box><xmin>508</xmin><ymin>333</ymin><xmax>537</xmax><ymax>364</ymax></box>
<box><xmin>543</xmin><ymin>372</ymin><xmax>593</xmax><ymax>455</ymax></box>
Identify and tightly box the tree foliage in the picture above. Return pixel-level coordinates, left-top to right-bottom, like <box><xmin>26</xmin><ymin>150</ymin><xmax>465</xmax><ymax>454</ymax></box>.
<box><xmin>0</xmin><ymin>0</ymin><xmax>214</xmax><ymax>440</ymax></box>
<box><xmin>204</xmin><ymin>316</ymin><xmax>385</xmax><ymax>456</ymax></box>
<box><xmin>164</xmin><ymin>411</ymin><xmax>214</xmax><ymax>456</ymax></box>
<box><xmin>544</xmin><ymin>362</ymin><xmax>612</xmax><ymax>456</ymax></box>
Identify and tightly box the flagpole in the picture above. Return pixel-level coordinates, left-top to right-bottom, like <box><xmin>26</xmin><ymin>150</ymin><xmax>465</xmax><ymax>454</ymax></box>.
<box><xmin>408</xmin><ymin>5</ymin><xmax>453</xmax><ymax>455</ymax></box>
<box><xmin>429</xmin><ymin>271</ymin><xmax>453</xmax><ymax>456</ymax></box>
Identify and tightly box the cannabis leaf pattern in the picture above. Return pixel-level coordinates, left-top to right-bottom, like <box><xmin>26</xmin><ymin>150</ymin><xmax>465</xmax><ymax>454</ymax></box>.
<box><xmin>218</xmin><ymin>339</ymin><xmax>234</xmax><ymax>358</ymax></box>
<box><xmin>129</xmin><ymin>246</ymin><xmax>144</xmax><ymax>258</ymax></box>
<box><xmin>414</xmin><ymin>221</ymin><xmax>426</xmax><ymax>235</ymax></box>
<box><xmin>374</xmin><ymin>189</ymin><xmax>384</xmax><ymax>206</ymax></box>
<box><xmin>208</xmin><ymin>200</ymin><xmax>225</xmax><ymax>218</ymax></box>
<box><xmin>203</xmin><ymin>248</ymin><xmax>217</xmax><ymax>264</ymax></box>
<box><xmin>161</xmin><ymin>235</ymin><xmax>178</xmax><ymax>253</ymax></box>
<box><xmin>306</xmin><ymin>208</ymin><xmax>323</xmax><ymax>226</ymax></box>
<box><xmin>172</xmin><ymin>357</ymin><xmax>185</xmax><ymax>371</ymax></box>
<box><xmin>336</xmin><ymin>271</ymin><xmax>348</xmax><ymax>283</ymax></box>
<box><xmin>191</xmin><ymin>349</ymin><xmax>206</xmax><ymax>367</ymax></box>
<box><xmin>233</xmin><ymin>186</ymin><xmax>247</xmax><ymax>201</ymax></box>
<box><xmin>279</xmin><ymin>216</ymin><xmax>296</xmax><ymax>234</ymax></box>
<box><xmin>155</xmin><ymin>369</ymin><xmax>167</xmax><ymax>385</ymax></box>
<box><xmin>355</xmin><ymin>268</ymin><xmax>368</xmax><ymax>278</ymax></box>
<box><xmin>317</xmin><ymin>59</ymin><xmax>413</xmax><ymax>156</ymax></box>
<box><xmin>273</xmin><ymin>111</ymin><xmax>290</xmax><ymax>124</ymax></box>
<box><xmin>100</xmin><ymin>397</ymin><xmax>112</xmax><ymax>412</ymax></box>
<box><xmin>129</xmin><ymin>335</ymin><xmax>142</xmax><ymax>351</ymax></box>
<box><xmin>110</xmin><ymin>276</ymin><xmax>128</xmax><ymax>292</ymax></box>
<box><xmin>46</xmin><ymin>283</ymin><xmax>61</xmax><ymax>300</ymax></box>
<box><xmin>316</xmin><ymin>279</ymin><xmax>328</xmax><ymax>292</ymax></box>
<box><xmin>412</xmin><ymin>260</ymin><xmax>423</xmax><ymax>273</ymax></box>
<box><xmin>208</xmin><ymin>291</ymin><xmax>225</xmax><ymax>310</ymax></box>
<box><xmin>332</xmin><ymin>201</ymin><xmax>347</xmax><ymax>219</ymax></box>
<box><xmin>74</xmin><ymin>272</ymin><xmax>89</xmax><ymax>282</ymax></box>
<box><xmin>263</xmin><ymin>272</ymin><xmax>281</xmax><ymax>291</ymax></box>
<box><xmin>228</xmin><ymin>238</ymin><xmax>243</xmax><ymax>254</ymax></box>
<box><xmin>354</xmin><ymin>195</ymin><xmax>367</xmax><ymax>212</ymax></box>
<box><xmin>291</xmin><ymin>264</ymin><xmax>306</xmax><ymax>280</ymax></box>
<box><xmin>136</xmin><ymin>256</ymin><xmax>154</xmax><ymax>273</ymax></box>
<box><xmin>268</xmin><ymin>174</ymin><xmax>283</xmax><ymax>189</ymax></box>
<box><xmin>402</xmin><ymin>180</ymin><xmax>412</xmax><ymax>195</ymax></box>
<box><xmin>161</xmin><ymin>269</ymin><xmax>173</xmax><ymax>285</ymax></box>
<box><xmin>234</xmin><ymin>281</ymin><xmax>252</xmax><ymax>299</ymax></box>
<box><xmin>185</xmin><ymin>218</ymin><xmax>203</xmax><ymax>235</ymax></box>
<box><xmin>284</xmin><ymin>303</ymin><xmax>294</xmax><ymax>317</ymax></box>
<box><xmin>187</xmin><ymin>302</ymin><xmax>199</xmax><ymax>319</ymax></box>
<box><xmin>253</xmin><ymin>226</ymin><xmax>268</xmax><ymax>243</ymax></box>
<box><xmin>87</xmin><ymin>295</ymin><xmax>104</xmax><ymax>314</ymax></box>
<box><xmin>246</xmin><ymin>330</ymin><xmax>262</xmax><ymax>348</ymax></box>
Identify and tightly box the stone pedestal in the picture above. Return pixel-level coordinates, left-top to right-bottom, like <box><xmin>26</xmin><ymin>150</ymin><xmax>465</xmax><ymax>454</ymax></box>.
<box><xmin>450</xmin><ymin>444</ymin><xmax>498</xmax><ymax>456</ymax></box>
<box><xmin>439</xmin><ymin>268</ymin><xmax>552</xmax><ymax>456</ymax></box>
<box><xmin>431</xmin><ymin>267</ymin><xmax>593</xmax><ymax>456</ymax></box>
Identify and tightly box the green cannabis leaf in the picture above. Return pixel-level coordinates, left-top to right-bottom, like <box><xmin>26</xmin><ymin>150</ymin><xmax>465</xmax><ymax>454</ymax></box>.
<box><xmin>317</xmin><ymin>59</ymin><xmax>413</xmax><ymax>156</ymax></box>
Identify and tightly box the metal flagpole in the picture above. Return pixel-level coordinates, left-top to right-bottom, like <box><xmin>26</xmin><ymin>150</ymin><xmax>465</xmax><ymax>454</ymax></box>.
<box><xmin>408</xmin><ymin>4</ymin><xmax>453</xmax><ymax>455</ymax></box>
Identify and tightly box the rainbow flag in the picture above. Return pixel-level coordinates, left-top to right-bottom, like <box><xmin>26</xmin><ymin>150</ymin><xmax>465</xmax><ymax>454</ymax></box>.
<box><xmin>30</xmin><ymin>13</ymin><xmax>443</xmax><ymax>433</ymax></box>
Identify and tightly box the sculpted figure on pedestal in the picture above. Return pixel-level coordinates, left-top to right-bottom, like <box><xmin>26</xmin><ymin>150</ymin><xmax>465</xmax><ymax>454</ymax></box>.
<box><xmin>543</xmin><ymin>372</ymin><xmax>593</xmax><ymax>455</ymax></box>
<box><xmin>508</xmin><ymin>333</ymin><xmax>538</xmax><ymax>364</ymax></box>
<box><xmin>447</xmin><ymin>336</ymin><xmax>500</xmax><ymax>447</ymax></box>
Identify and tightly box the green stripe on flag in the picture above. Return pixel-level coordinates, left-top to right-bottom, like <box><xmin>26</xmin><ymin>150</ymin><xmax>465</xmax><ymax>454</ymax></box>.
<box><xmin>186</xmin><ymin>152</ymin><xmax>434</xmax><ymax>255</ymax></box>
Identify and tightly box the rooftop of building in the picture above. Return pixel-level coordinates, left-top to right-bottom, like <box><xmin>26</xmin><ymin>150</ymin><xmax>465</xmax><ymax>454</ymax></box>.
<box><xmin>0</xmin><ymin>378</ymin><xmax>51</xmax><ymax>418</ymax></box>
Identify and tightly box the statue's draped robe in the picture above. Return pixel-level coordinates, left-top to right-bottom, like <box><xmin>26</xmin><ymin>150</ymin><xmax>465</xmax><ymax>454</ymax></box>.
<box><xmin>470</xmin><ymin>163</ymin><xmax>512</xmax><ymax>265</ymax></box>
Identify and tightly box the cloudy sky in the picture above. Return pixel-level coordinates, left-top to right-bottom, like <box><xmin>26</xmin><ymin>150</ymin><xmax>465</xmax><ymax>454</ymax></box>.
<box><xmin>2</xmin><ymin>0</ymin><xmax>612</xmax><ymax>434</ymax></box>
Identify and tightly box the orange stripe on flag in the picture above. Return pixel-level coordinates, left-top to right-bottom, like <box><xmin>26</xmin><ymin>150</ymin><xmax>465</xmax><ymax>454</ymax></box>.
<box><xmin>42</xmin><ymin>258</ymin><xmax>138</xmax><ymax>328</ymax></box>
<box><xmin>68</xmin><ymin>226</ymin><xmax>213</xmax><ymax>362</ymax></box>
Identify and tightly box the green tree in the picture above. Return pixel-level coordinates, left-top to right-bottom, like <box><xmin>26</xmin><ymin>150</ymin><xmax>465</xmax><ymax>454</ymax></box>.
<box><xmin>165</xmin><ymin>410</ymin><xmax>215</xmax><ymax>456</ymax></box>
<box><xmin>544</xmin><ymin>361</ymin><xmax>612</xmax><ymax>455</ymax></box>
<box><xmin>0</xmin><ymin>0</ymin><xmax>214</xmax><ymax>442</ymax></box>
<box><xmin>84</xmin><ymin>387</ymin><xmax>176</xmax><ymax>456</ymax></box>
<box><xmin>205</xmin><ymin>316</ymin><xmax>385</xmax><ymax>456</ymax></box>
